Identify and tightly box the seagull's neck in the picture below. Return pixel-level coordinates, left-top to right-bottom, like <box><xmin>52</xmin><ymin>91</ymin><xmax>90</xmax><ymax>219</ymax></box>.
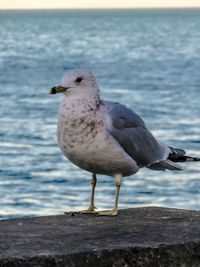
<box><xmin>61</xmin><ymin>95</ymin><xmax>102</xmax><ymax>115</ymax></box>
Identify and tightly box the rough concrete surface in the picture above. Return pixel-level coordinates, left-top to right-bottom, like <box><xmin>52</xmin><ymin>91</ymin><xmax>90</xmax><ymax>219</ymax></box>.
<box><xmin>0</xmin><ymin>207</ymin><xmax>200</xmax><ymax>267</ymax></box>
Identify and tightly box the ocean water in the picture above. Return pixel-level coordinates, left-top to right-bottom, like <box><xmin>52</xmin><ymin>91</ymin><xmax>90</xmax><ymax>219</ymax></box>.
<box><xmin>0</xmin><ymin>9</ymin><xmax>200</xmax><ymax>219</ymax></box>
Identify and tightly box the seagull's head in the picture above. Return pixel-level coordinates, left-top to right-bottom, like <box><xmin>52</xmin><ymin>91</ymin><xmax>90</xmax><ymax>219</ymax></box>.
<box><xmin>49</xmin><ymin>69</ymin><xmax>99</xmax><ymax>100</ymax></box>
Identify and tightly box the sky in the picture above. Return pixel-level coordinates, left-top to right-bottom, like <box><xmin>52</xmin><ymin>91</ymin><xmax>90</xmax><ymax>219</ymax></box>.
<box><xmin>1</xmin><ymin>0</ymin><xmax>200</xmax><ymax>9</ymax></box>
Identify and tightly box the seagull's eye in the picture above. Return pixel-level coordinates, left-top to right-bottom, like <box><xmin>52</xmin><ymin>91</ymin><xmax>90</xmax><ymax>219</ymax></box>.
<box><xmin>75</xmin><ymin>77</ymin><xmax>83</xmax><ymax>83</ymax></box>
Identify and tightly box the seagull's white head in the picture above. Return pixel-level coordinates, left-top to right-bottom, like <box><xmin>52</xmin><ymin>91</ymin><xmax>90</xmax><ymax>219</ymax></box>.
<box><xmin>50</xmin><ymin>69</ymin><xmax>100</xmax><ymax>100</ymax></box>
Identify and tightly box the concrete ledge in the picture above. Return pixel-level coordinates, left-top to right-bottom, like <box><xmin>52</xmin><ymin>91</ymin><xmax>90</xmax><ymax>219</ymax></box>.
<box><xmin>0</xmin><ymin>207</ymin><xmax>200</xmax><ymax>267</ymax></box>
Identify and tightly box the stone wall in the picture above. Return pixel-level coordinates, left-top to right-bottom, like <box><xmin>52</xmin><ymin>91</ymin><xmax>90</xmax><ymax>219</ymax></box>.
<box><xmin>0</xmin><ymin>207</ymin><xmax>200</xmax><ymax>267</ymax></box>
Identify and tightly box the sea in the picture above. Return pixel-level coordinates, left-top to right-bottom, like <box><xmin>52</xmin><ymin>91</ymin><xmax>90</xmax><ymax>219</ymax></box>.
<box><xmin>0</xmin><ymin>9</ymin><xmax>200</xmax><ymax>219</ymax></box>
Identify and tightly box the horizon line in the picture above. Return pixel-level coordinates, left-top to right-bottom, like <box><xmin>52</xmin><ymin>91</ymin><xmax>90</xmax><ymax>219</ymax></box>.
<box><xmin>1</xmin><ymin>6</ymin><xmax>200</xmax><ymax>11</ymax></box>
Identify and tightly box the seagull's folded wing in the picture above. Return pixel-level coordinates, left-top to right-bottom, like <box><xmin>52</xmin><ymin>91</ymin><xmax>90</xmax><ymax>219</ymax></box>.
<box><xmin>106</xmin><ymin>102</ymin><xmax>170</xmax><ymax>167</ymax></box>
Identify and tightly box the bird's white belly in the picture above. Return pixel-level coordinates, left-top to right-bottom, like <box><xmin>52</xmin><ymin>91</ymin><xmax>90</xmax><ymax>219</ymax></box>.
<box><xmin>57</xmin><ymin>113</ymin><xmax>138</xmax><ymax>177</ymax></box>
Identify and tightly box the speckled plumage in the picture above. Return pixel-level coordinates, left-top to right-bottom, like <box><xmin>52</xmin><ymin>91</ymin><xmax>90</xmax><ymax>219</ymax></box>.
<box><xmin>57</xmin><ymin>97</ymin><xmax>139</xmax><ymax>177</ymax></box>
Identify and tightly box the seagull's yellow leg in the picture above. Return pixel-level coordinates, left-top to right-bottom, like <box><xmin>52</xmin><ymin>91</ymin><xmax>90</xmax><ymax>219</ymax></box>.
<box><xmin>97</xmin><ymin>174</ymin><xmax>122</xmax><ymax>216</ymax></box>
<box><xmin>79</xmin><ymin>173</ymin><xmax>97</xmax><ymax>214</ymax></box>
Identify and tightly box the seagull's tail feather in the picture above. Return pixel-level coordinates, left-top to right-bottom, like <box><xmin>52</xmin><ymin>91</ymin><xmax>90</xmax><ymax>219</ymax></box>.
<box><xmin>168</xmin><ymin>147</ymin><xmax>200</xmax><ymax>163</ymax></box>
<box><xmin>147</xmin><ymin>160</ymin><xmax>183</xmax><ymax>171</ymax></box>
<box><xmin>147</xmin><ymin>146</ymin><xmax>200</xmax><ymax>172</ymax></box>
<box><xmin>170</xmin><ymin>155</ymin><xmax>200</xmax><ymax>162</ymax></box>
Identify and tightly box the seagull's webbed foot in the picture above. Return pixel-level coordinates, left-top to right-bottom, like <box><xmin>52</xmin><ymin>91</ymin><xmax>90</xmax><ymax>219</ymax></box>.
<box><xmin>97</xmin><ymin>208</ymin><xmax>118</xmax><ymax>216</ymax></box>
<box><xmin>79</xmin><ymin>205</ymin><xmax>97</xmax><ymax>214</ymax></box>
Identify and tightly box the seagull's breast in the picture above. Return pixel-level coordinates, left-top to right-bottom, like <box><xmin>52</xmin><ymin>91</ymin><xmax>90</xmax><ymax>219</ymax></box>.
<box><xmin>57</xmin><ymin>100</ymin><xmax>139</xmax><ymax>176</ymax></box>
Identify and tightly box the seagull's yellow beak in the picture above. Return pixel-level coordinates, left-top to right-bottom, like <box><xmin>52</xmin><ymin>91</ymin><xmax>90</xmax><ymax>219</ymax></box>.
<box><xmin>49</xmin><ymin>86</ymin><xmax>69</xmax><ymax>95</ymax></box>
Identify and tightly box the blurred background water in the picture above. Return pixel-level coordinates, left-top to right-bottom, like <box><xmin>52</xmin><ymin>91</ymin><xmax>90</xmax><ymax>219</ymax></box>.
<box><xmin>0</xmin><ymin>9</ymin><xmax>200</xmax><ymax>219</ymax></box>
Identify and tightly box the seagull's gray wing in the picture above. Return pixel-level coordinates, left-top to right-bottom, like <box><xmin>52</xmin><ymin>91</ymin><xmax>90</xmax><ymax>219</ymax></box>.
<box><xmin>105</xmin><ymin>101</ymin><xmax>170</xmax><ymax>167</ymax></box>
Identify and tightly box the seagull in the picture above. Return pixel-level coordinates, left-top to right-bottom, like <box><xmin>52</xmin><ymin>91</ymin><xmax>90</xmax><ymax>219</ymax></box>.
<box><xmin>49</xmin><ymin>69</ymin><xmax>200</xmax><ymax>216</ymax></box>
